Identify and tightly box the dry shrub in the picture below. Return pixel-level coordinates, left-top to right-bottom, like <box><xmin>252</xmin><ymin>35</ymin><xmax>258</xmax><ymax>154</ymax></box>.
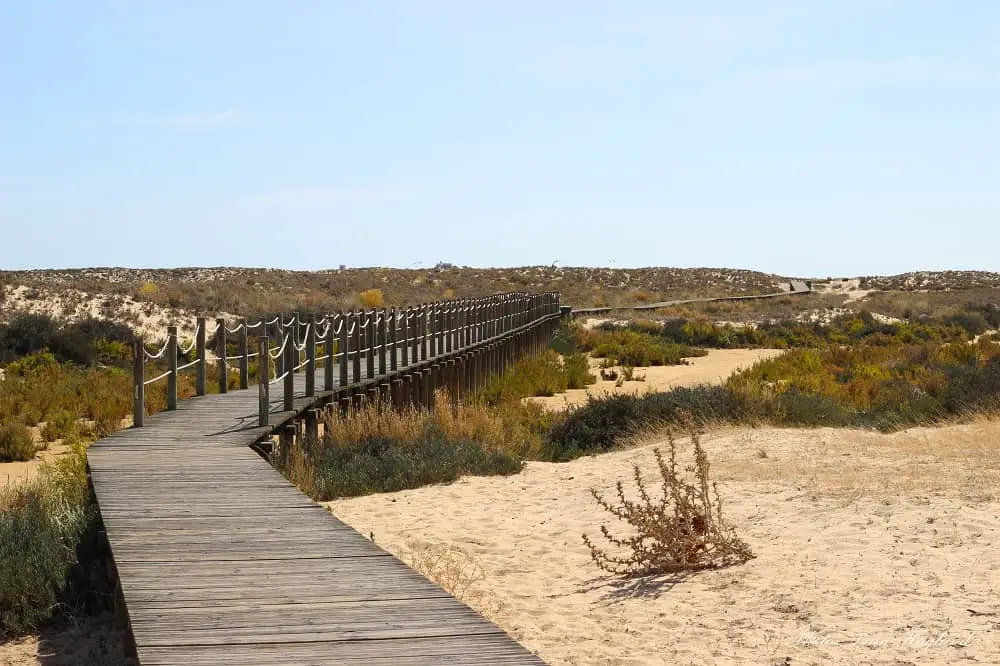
<box><xmin>0</xmin><ymin>423</ymin><xmax>36</xmax><ymax>462</ymax></box>
<box><xmin>359</xmin><ymin>288</ymin><xmax>384</xmax><ymax>308</ymax></box>
<box><xmin>399</xmin><ymin>539</ymin><xmax>505</xmax><ymax>619</ymax></box>
<box><xmin>323</xmin><ymin>391</ymin><xmax>548</xmax><ymax>460</ymax></box>
<box><xmin>583</xmin><ymin>430</ymin><xmax>754</xmax><ymax>575</ymax></box>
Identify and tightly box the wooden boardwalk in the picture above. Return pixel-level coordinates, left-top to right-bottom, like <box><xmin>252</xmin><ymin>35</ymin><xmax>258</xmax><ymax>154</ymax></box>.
<box><xmin>90</xmin><ymin>306</ymin><xmax>553</xmax><ymax>665</ymax></box>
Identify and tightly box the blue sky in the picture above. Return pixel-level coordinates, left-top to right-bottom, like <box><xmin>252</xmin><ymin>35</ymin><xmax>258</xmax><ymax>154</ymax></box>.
<box><xmin>2</xmin><ymin>1</ymin><xmax>998</xmax><ymax>277</ymax></box>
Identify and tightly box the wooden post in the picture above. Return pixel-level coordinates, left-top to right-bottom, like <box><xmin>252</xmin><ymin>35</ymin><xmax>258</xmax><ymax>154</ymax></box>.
<box><xmin>239</xmin><ymin>320</ymin><xmax>249</xmax><ymax>390</ymax></box>
<box><xmin>283</xmin><ymin>325</ymin><xmax>294</xmax><ymax>413</ymax></box>
<box><xmin>389</xmin><ymin>308</ymin><xmax>398</xmax><ymax>372</ymax></box>
<box><xmin>338</xmin><ymin>312</ymin><xmax>349</xmax><ymax>388</ymax></box>
<box><xmin>325</xmin><ymin>315</ymin><xmax>336</xmax><ymax>391</ymax></box>
<box><xmin>351</xmin><ymin>311</ymin><xmax>361</xmax><ymax>383</ymax></box>
<box><xmin>280</xmin><ymin>424</ymin><xmax>295</xmax><ymax>467</ymax></box>
<box><xmin>258</xmin><ymin>336</ymin><xmax>269</xmax><ymax>426</ymax></box>
<box><xmin>378</xmin><ymin>309</ymin><xmax>387</xmax><ymax>376</ymax></box>
<box><xmin>366</xmin><ymin>311</ymin><xmax>376</xmax><ymax>380</ymax></box>
<box><xmin>132</xmin><ymin>338</ymin><xmax>145</xmax><ymax>427</ymax></box>
<box><xmin>167</xmin><ymin>326</ymin><xmax>178</xmax><ymax>411</ymax></box>
<box><xmin>401</xmin><ymin>374</ymin><xmax>413</xmax><ymax>407</ymax></box>
<box><xmin>196</xmin><ymin>316</ymin><xmax>207</xmax><ymax>396</ymax></box>
<box><xmin>305</xmin><ymin>320</ymin><xmax>316</xmax><ymax>398</ymax></box>
<box><xmin>421</xmin><ymin>369</ymin><xmax>432</xmax><ymax>408</ymax></box>
<box><xmin>273</xmin><ymin>314</ymin><xmax>284</xmax><ymax>378</ymax></box>
<box><xmin>401</xmin><ymin>307</ymin><xmax>409</xmax><ymax>367</ymax></box>
<box><xmin>305</xmin><ymin>409</ymin><xmax>319</xmax><ymax>442</ymax></box>
<box><xmin>435</xmin><ymin>305</ymin><xmax>444</xmax><ymax>356</ymax></box>
<box><xmin>295</xmin><ymin>312</ymin><xmax>305</xmax><ymax>352</ymax></box>
<box><xmin>216</xmin><ymin>317</ymin><xmax>227</xmax><ymax>394</ymax></box>
<box><xmin>420</xmin><ymin>305</ymin><xmax>429</xmax><ymax>361</ymax></box>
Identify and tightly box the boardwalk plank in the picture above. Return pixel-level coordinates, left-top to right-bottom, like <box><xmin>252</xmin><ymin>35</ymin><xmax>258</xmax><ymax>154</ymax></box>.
<box><xmin>90</xmin><ymin>365</ymin><xmax>545</xmax><ymax>665</ymax></box>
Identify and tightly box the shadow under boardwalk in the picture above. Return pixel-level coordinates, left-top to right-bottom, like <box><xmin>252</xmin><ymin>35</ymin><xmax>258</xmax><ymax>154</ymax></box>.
<box><xmin>88</xmin><ymin>373</ymin><xmax>544</xmax><ymax>665</ymax></box>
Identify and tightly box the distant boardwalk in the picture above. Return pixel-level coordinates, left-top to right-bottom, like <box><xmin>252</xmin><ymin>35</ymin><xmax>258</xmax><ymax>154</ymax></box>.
<box><xmin>90</xmin><ymin>294</ymin><xmax>557</xmax><ymax>665</ymax></box>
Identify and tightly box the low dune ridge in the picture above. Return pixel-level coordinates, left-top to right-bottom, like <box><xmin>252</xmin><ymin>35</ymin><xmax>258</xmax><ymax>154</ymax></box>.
<box><xmin>328</xmin><ymin>422</ymin><xmax>1000</xmax><ymax>665</ymax></box>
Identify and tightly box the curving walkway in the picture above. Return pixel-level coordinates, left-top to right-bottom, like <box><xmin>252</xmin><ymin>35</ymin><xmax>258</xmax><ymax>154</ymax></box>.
<box><xmin>90</xmin><ymin>356</ymin><xmax>547</xmax><ymax>664</ymax></box>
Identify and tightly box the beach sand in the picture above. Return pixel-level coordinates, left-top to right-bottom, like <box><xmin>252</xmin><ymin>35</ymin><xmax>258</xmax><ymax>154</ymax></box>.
<box><xmin>329</xmin><ymin>422</ymin><xmax>1000</xmax><ymax>665</ymax></box>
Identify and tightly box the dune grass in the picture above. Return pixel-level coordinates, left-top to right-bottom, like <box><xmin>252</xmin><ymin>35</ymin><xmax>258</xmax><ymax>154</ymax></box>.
<box><xmin>0</xmin><ymin>439</ymin><xmax>95</xmax><ymax>636</ymax></box>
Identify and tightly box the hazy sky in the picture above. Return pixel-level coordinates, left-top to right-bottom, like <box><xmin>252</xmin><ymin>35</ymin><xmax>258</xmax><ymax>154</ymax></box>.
<box><xmin>2</xmin><ymin>1</ymin><xmax>998</xmax><ymax>277</ymax></box>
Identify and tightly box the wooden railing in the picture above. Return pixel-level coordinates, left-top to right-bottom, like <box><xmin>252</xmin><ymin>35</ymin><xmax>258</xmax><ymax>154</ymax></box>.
<box><xmin>133</xmin><ymin>292</ymin><xmax>562</xmax><ymax>428</ymax></box>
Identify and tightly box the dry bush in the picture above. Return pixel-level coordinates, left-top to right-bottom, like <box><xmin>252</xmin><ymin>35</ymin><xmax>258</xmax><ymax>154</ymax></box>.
<box><xmin>321</xmin><ymin>391</ymin><xmax>547</xmax><ymax>460</ymax></box>
<box><xmin>399</xmin><ymin>539</ymin><xmax>507</xmax><ymax>620</ymax></box>
<box><xmin>359</xmin><ymin>288</ymin><xmax>384</xmax><ymax>308</ymax></box>
<box><xmin>0</xmin><ymin>423</ymin><xmax>36</xmax><ymax>462</ymax></box>
<box><xmin>583</xmin><ymin>430</ymin><xmax>754</xmax><ymax>575</ymax></box>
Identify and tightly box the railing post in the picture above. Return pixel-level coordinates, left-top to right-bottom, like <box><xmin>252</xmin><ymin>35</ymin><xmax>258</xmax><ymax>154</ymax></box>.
<box><xmin>351</xmin><ymin>311</ymin><xmax>361</xmax><ymax>383</ymax></box>
<box><xmin>258</xmin><ymin>335</ymin><xmax>269</xmax><ymax>426</ymax></box>
<box><xmin>305</xmin><ymin>320</ymin><xmax>316</xmax><ymax>398</ymax></box>
<box><xmin>461</xmin><ymin>301</ymin><xmax>468</xmax><ymax>349</ymax></box>
<box><xmin>133</xmin><ymin>337</ymin><xmax>145</xmax><ymax>427</ymax></box>
<box><xmin>273</xmin><ymin>314</ymin><xmax>284</xmax><ymax>378</ymax></box>
<box><xmin>438</xmin><ymin>305</ymin><xmax>446</xmax><ymax>353</ymax></box>
<box><xmin>216</xmin><ymin>317</ymin><xmax>228</xmax><ymax>394</ymax></box>
<box><xmin>445</xmin><ymin>306</ymin><xmax>452</xmax><ymax>354</ymax></box>
<box><xmin>427</xmin><ymin>304</ymin><xmax>436</xmax><ymax>358</ymax></box>
<box><xmin>196</xmin><ymin>317</ymin><xmax>207</xmax><ymax>396</ymax></box>
<box><xmin>401</xmin><ymin>307</ymin><xmax>409</xmax><ymax>367</ymax></box>
<box><xmin>290</xmin><ymin>317</ymin><xmax>301</xmax><ymax>375</ymax></box>
<box><xmin>283</xmin><ymin>325</ymin><xmax>294</xmax><ymax>412</ymax></box>
<box><xmin>338</xmin><ymin>312</ymin><xmax>349</xmax><ymax>387</ymax></box>
<box><xmin>167</xmin><ymin>326</ymin><xmax>178</xmax><ymax>411</ymax></box>
<box><xmin>411</xmin><ymin>307</ymin><xmax>419</xmax><ymax>363</ymax></box>
<box><xmin>325</xmin><ymin>314</ymin><xmax>336</xmax><ymax>391</ymax></box>
<box><xmin>420</xmin><ymin>305</ymin><xmax>429</xmax><ymax>361</ymax></box>
<box><xmin>239</xmin><ymin>319</ymin><xmax>249</xmax><ymax>390</ymax></box>
<box><xmin>366</xmin><ymin>311</ymin><xmax>376</xmax><ymax>379</ymax></box>
<box><xmin>378</xmin><ymin>309</ymin><xmax>387</xmax><ymax>376</ymax></box>
<box><xmin>389</xmin><ymin>308</ymin><xmax>398</xmax><ymax>372</ymax></box>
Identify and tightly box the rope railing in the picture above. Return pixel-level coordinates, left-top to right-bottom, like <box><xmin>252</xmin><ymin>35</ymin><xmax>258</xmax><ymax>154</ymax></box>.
<box><xmin>131</xmin><ymin>292</ymin><xmax>564</xmax><ymax>428</ymax></box>
<box><xmin>143</xmin><ymin>337</ymin><xmax>171</xmax><ymax>360</ymax></box>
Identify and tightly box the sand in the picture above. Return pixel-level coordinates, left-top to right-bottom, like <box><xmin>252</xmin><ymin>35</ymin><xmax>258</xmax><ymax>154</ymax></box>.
<box><xmin>0</xmin><ymin>439</ymin><xmax>73</xmax><ymax>491</ymax></box>
<box><xmin>526</xmin><ymin>348</ymin><xmax>783</xmax><ymax>412</ymax></box>
<box><xmin>328</xmin><ymin>422</ymin><xmax>1000</xmax><ymax>665</ymax></box>
<box><xmin>0</xmin><ymin>614</ymin><xmax>134</xmax><ymax>665</ymax></box>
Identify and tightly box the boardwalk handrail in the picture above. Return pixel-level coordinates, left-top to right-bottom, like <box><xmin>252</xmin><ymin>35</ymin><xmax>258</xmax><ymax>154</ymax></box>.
<box><xmin>132</xmin><ymin>291</ymin><xmax>563</xmax><ymax>428</ymax></box>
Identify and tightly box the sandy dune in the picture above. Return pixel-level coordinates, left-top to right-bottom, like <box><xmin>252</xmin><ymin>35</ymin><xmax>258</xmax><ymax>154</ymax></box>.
<box><xmin>329</xmin><ymin>422</ymin><xmax>1000</xmax><ymax>665</ymax></box>
<box><xmin>527</xmin><ymin>348</ymin><xmax>783</xmax><ymax>412</ymax></box>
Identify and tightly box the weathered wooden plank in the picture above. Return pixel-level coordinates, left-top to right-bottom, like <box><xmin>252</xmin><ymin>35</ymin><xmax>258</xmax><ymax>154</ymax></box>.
<box><xmin>90</xmin><ymin>335</ymin><xmax>545</xmax><ymax>665</ymax></box>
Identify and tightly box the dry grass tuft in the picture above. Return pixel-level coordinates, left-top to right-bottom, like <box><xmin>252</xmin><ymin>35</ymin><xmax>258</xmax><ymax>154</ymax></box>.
<box><xmin>583</xmin><ymin>429</ymin><xmax>754</xmax><ymax>575</ymax></box>
<box><xmin>399</xmin><ymin>539</ymin><xmax>506</xmax><ymax>620</ymax></box>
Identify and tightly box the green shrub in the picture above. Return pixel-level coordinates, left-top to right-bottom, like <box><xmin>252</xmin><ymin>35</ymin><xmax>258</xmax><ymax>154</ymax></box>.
<box><xmin>0</xmin><ymin>423</ymin><xmax>36</xmax><ymax>462</ymax></box>
<box><xmin>564</xmin><ymin>352</ymin><xmax>596</xmax><ymax>389</ymax></box>
<box><xmin>4</xmin><ymin>351</ymin><xmax>58</xmax><ymax>377</ymax></box>
<box><xmin>0</xmin><ymin>442</ymin><xmax>92</xmax><ymax>634</ymax></box>
<box><xmin>549</xmin><ymin>323</ymin><xmax>583</xmax><ymax>356</ymax></box>
<box><xmin>585</xmin><ymin>329</ymin><xmax>707</xmax><ymax>367</ymax></box>
<box><xmin>41</xmin><ymin>410</ymin><xmax>77</xmax><ymax>443</ymax></box>
<box><xmin>305</xmin><ymin>434</ymin><xmax>521</xmax><ymax>499</ymax></box>
<box><xmin>477</xmin><ymin>350</ymin><xmax>594</xmax><ymax>405</ymax></box>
